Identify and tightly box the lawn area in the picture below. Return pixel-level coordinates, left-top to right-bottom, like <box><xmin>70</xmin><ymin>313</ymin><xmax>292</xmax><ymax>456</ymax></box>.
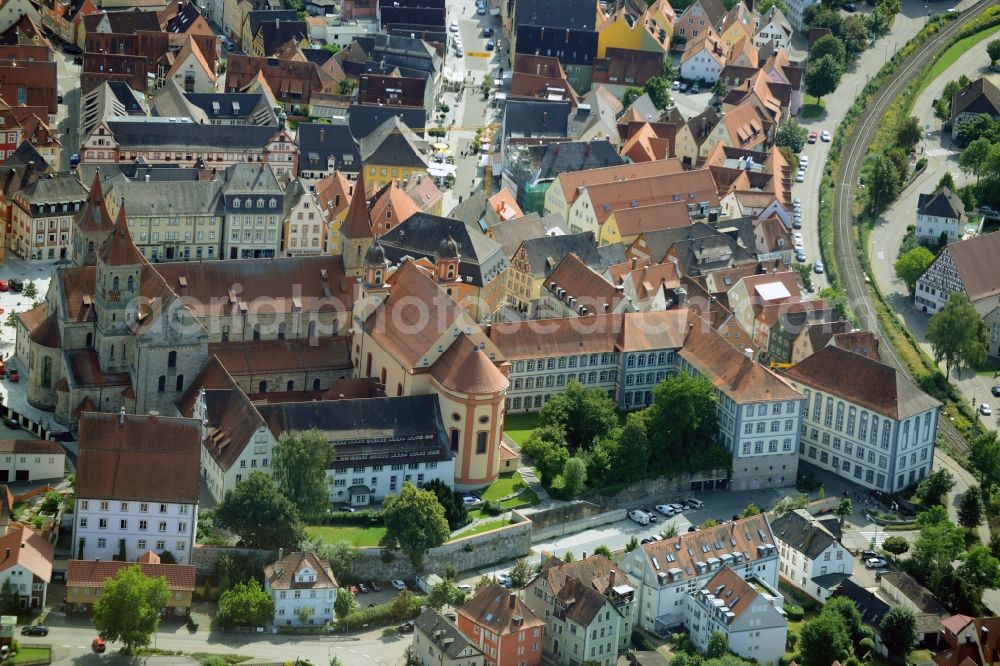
<box><xmin>919</xmin><ymin>24</ymin><xmax>1000</xmax><ymax>95</ymax></box>
<box><xmin>451</xmin><ymin>518</ymin><xmax>512</xmax><ymax>540</ymax></box>
<box><xmin>800</xmin><ymin>95</ymin><xmax>826</xmax><ymax>119</ymax></box>
<box><xmin>305</xmin><ymin>524</ymin><xmax>387</xmax><ymax>547</ymax></box>
<box><xmin>468</xmin><ymin>472</ymin><xmax>540</xmax><ymax>519</ymax></box>
<box><xmin>10</xmin><ymin>646</ymin><xmax>51</xmax><ymax>665</ymax></box>
<box><xmin>504</xmin><ymin>413</ymin><xmax>539</xmax><ymax>446</ymax></box>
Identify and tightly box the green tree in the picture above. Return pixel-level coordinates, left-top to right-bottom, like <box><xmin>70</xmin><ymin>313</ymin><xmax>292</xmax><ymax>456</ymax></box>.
<box><xmin>799</xmin><ymin>612</ymin><xmax>852</xmax><ymax>666</ymax></box>
<box><xmin>272</xmin><ymin>430</ymin><xmax>331</xmax><ymax>521</ymax></box>
<box><xmin>960</xmin><ymin>136</ymin><xmax>992</xmax><ymax>185</ymax></box>
<box><xmin>711</xmin><ymin>78</ymin><xmax>727</xmax><ymax>100</ymax></box>
<box><xmin>21</xmin><ymin>281</ymin><xmax>36</xmax><ymax>299</ymax></box>
<box><xmin>0</xmin><ymin>580</ymin><xmax>20</xmax><ymax>614</ymax></box>
<box><xmin>338</xmin><ymin>78</ymin><xmax>357</xmax><ymax>95</ymax></box>
<box><xmin>93</xmin><ymin>565</ymin><xmax>170</xmax><ymax>652</ymax></box>
<box><xmin>706</xmin><ymin>631</ymin><xmax>729</xmax><ymax>659</ymax></box>
<box><xmin>988</xmin><ymin>39</ymin><xmax>1000</xmax><ymax>65</ymax></box>
<box><xmin>522</xmin><ymin>425</ymin><xmax>570</xmax><ymax>486</ymax></box>
<box><xmin>937</xmin><ymin>171</ymin><xmax>957</xmax><ymax>191</ymax></box>
<box><xmin>661</xmin><ymin>524</ymin><xmax>679</xmax><ymax>539</ymax></box>
<box><xmin>893</xmin><ymin>246</ymin><xmax>935</xmax><ymax>295</ymax></box>
<box><xmin>297</xmin><ymin>605</ymin><xmax>314</xmax><ymax>625</ymax></box>
<box><xmin>625</xmin><ymin>536</ymin><xmax>639</xmax><ymax>552</ymax></box>
<box><xmin>621</xmin><ymin>87</ymin><xmax>644</xmax><ymax>108</ymax></box>
<box><xmin>959</xmin><ymin>487</ymin><xmax>984</xmax><ymax>530</ymax></box>
<box><xmin>323</xmin><ymin>43</ymin><xmax>340</xmax><ymax>55</ymax></box>
<box><xmin>422</xmin><ymin>479</ymin><xmax>469</xmax><ymax>530</ymax></box>
<box><xmin>809</xmin><ymin>34</ymin><xmax>847</xmax><ymax>68</ymax></box>
<box><xmin>215</xmin><ymin>472</ymin><xmax>305</xmax><ymax>549</ymax></box>
<box><xmin>427</xmin><ymin>579</ymin><xmax>460</xmax><ymax>609</ymax></box>
<box><xmin>867</xmin><ymin>153</ymin><xmax>902</xmax><ymax>213</ymax></box>
<box><xmin>916</xmin><ymin>468</ymin><xmax>956</xmax><ymax>506</ymax></box>
<box><xmin>957</xmin><ymin>114</ymin><xmax>1000</xmax><ymax>146</ymax></box>
<box><xmin>805</xmin><ymin>55</ymin><xmax>843</xmax><ymax>102</ymax></box>
<box><xmin>539</xmin><ymin>381</ymin><xmax>619</xmax><ymax>448</ymax></box>
<box><xmin>647</xmin><ymin>372</ymin><xmax>719</xmax><ymax>474</ymax></box>
<box><xmin>738</xmin><ymin>504</ymin><xmax>761</xmax><ymax>518</ymax></box>
<box><xmin>216</xmin><ymin>579</ymin><xmax>274</xmax><ymax>629</ymax></box>
<box><xmin>912</xmin><ymin>517</ymin><xmax>965</xmax><ymax>586</ymax></box>
<box><xmin>554</xmin><ymin>456</ymin><xmax>587</xmax><ymax>498</ymax></box>
<box><xmin>895</xmin><ymin>115</ymin><xmax>923</xmax><ymax>152</ymax></box>
<box><xmin>390</xmin><ymin>590</ymin><xmax>418</xmax><ymax>621</ymax></box>
<box><xmin>301</xmin><ymin>537</ymin><xmax>357</xmax><ymax>583</ymax></box>
<box><xmin>957</xmin><ymin>546</ymin><xmax>1000</xmax><ymax>591</ymax></box>
<box><xmin>881</xmin><ymin>535</ymin><xmax>910</xmax><ymax>557</ymax></box>
<box><xmin>970</xmin><ymin>431</ymin><xmax>1000</xmax><ymax>497</ymax></box>
<box><xmin>334</xmin><ymin>587</ymin><xmax>357</xmax><ymax>618</ymax></box>
<box><xmin>927</xmin><ymin>293</ymin><xmax>988</xmax><ymax>380</ymax></box>
<box><xmin>835</xmin><ymin>498</ymin><xmax>853</xmax><ymax>526</ymax></box>
<box><xmin>879</xmin><ymin>607</ymin><xmax>917</xmax><ymax>662</ymax></box>
<box><xmin>755</xmin><ymin>0</ymin><xmax>789</xmax><ymax>14</ymax></box>
<box><xmin>840</xmin><ymin>15</ymin><xmax>869</xmax><ymax>56</ymax></box>
<box><xmin>876</xmin><ymin>0</ymin><xmax>900</xmax><ymax>16</ymax></box>
<box><xmin>509</xmin><ymin>557</ymin><xmax>533</xmax><ymax>589</ymax></box>
<box><xmin>3</xmin><ymin>311</ymin><xmax>17</xmax><ymax>329</ymax></box>
<box><xmin>615</xmin><ymin>411</ymin><xmax>651</xmax><ymax>480</ymax></box>
<box><xmin>381</xmin><ymin>482</ymin><xmax>450</xmax><ymax>566</ymax></box>
<box><xmin>775</xmin><ymin>118</ymin><xmax>810</xmax><ymax>153</ymax></box>
<box><xmin>593</xmin><ymin>545</ymin><xmax>613</xmax><ymax>559</ymax></box>
<box><xmin>866</xmin><ymin>6</ymin><xmax>892</xmax><ymax>38</ymax></box>
<box><xmin>822</xmin><ymin>597</ymin><xmax>863</xmax><ymax>643</ymax></box>
<box><xmin>645</xmin><ymin>76</ymin><xmax>672</xmax><ymax>110</ymax></box>
<box><xmin>583</xmin><ymin>438</ymin><xmax>617</xmax><ymax>489</ymax></box>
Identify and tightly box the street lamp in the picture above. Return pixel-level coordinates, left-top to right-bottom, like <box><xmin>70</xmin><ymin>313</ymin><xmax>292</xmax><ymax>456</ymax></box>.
<box><xmin>866</xmin><ymin>513</ymin><xmax>879</xmax><ymax>550</ymax></box>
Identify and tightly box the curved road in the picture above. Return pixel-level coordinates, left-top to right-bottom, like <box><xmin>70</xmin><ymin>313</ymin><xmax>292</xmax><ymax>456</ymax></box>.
<box><xmin>832</xmin><ymin>0</ymin><xmax>995</xmax><ymax>460</ymax></box>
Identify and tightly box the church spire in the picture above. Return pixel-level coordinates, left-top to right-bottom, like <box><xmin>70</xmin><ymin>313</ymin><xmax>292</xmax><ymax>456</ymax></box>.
<box><xmin>98</xmin><ymin>200</ymin><xmax>143</xmax><ymax>267</ymax></box>
<box><xmin>341</xmin><ymin>169</ymin><xmax>373</xmax><ymax>240</ymax></box>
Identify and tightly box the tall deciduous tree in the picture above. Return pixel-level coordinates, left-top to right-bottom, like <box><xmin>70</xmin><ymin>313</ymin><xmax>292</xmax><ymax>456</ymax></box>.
<box><xmin>334</xmin><ymin>587</ymin><xmax>357</xmax><ymax>618</ymax></box>
<box><xmin>809</xmin><ymin>35</ymin><xmax>847</xmax><ymax>68</ymax></box>
<box><xmin>895</xmin><ymin>116</ymin><xmax>923</xmax><ymax>152</ymax></box>
<box><xmin>970</xmin><ymin>432</ymin><xmax>1000</xmax><ymax>497</ymax></box>
<box><xmin>522</xmin><ymin>425</ymin><xmax>570</xmax><ymax>486</ymax></box>
<box><xmin>647</xmin><ymin>372</ymin><xmax>719</xmax><ymax>473</ymax></box>
<box><xmin>508</xmin><ymin>557</ymin><xmax>533</xmax><ymax>589</ymax></box>
<box><xmin>823</xmin><ymin>597</ymin><xmax>863</xmax><ymax>643</ymax></box>
<box><xmin>835</xmin><ymin>498</ymin><xmax>853</xmax><ymax>526</ymax></box>
<box><xmin>894</xmin><ymin>246</ymin><xmax>935</xmax><ymax>295</ymax></box>
<box><xmin>957</xmin><ymin>546</ymin><xmax>1000</xmax><ymax>592</ymax></box>
<box><xmin>799</xmin><ymin>611</ymin><xmax>852</xmax><ymax>666</ymax></box>
<box><xmin>916</xmin><ymin>468</ymin><xmax>956</xmax><ymax>507</ymax></box>
<box><xmin>805</xmin><ymin>55</ymin><xmax>843</xmax><ymax>102</ymax></box>
<box><xmin>539</xmin><ymin>381</ymin><xmax>619</xmax><ymax>448</ymax></box>
<box><xmin>987</xmin><ymin>39</ymin><xmax>1000</xmax><ymax>65</ymax></box>
<box><xmin>775</xmin><ymin>118</ymin><xmax>810</xmax><ymax>153</ymax></box>
<box><xmin>421</xmin><ymin>478</ymin><xmax>470</xmax><ymax>530</ymax></box>
<box><xmin>381</xmin><ymin>482</ymin><xmax>450</xmax><ymax>566</ymax></box>
<box><xmin>960</xmin><ymin>137</ymin><xmax>992</xmax><ymax>185</ymax></box>
<box><xmin>93</xmin><ymin>565</ymin><xmax>170</xmax><ymax>652</ymax></box>
<box><xmin>959</xmin><ymin>487</ymin><xmax>983</xmax><ymax>530</ymax></box>
<box><xmin>216</xmin><ymin>579</ymin><xmax>275</xmax><ymax>629</ymax></box>
<box><xmin>427</xmin><ymin>579</ymin><xmax>461</xmax><ymax>609</ymax></box>
<box><xmin>215</xmin><ymin>472</ymin><xmax>305</xmax><ymax>549</ymax></box>
<box><xmin>867</xmin><ymin>153</ymin><xmax>903</xmax><ymax>213</ymax></box>
<box><xmin>555</xmin><ymin>456</ymin><xmax>588</xmax><ymax>498</ymax></box>
<box><xmin>615</xmin><ymin>412</ymin><xmax>651</xmax><ymax>480</ymax></box>
<box><xmin>301</xmin><ymin>537</ymin><xmax>357</xmax><ymax>583</ymax></box>
<box><xmin>272</xmin><ymin>429</ymin><xmax>331</xmax><ymax>521</ymax></box>
<box><xmin>927</xmin><ymin>293</ymin><xmax>988</xmax><ymax>380</ymax></box>
<box><xmin>912</xmin><ymin>515</ymin><xmax>965</xmax><ymax>586</ymax></box>
<box><xmin>879</xmin><ymin>607</ymin><xmax>917</xmax><ymax>662</ymax></box>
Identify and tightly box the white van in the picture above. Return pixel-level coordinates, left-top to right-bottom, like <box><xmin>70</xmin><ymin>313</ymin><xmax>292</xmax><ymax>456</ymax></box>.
<box><xmin>684</xmin><ymin>498</ymin><xmax>704</xmax><ymax>510</ymax></box>
<box><xmin>628</xmin><ymin>509</ymin><xmax>650</xmax><ymax>525</ymax></box>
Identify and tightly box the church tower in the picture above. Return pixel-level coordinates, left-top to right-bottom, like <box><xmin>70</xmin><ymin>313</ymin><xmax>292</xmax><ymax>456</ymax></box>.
<box><xmin>73</xmin><ymin>169</ymin><xmax>114</xmax><ymax>266</ymax></box>
<box><xmin>353</xmin><ymin>240</ymin><xmax>390</xmax><ymax>324</ymax></box>
<box><xmin>341</xmin><ymin>170</ymin><xmax>374</xmax><ymax>277</ymax></box>
<box><xmin>94</xmin><ymin>202</ymin><xmax>143</xmax><ymax>374</ymax></box>
<box><xmin>434</xmin><ymin>236</ymin><xmax>460</xmax><ymax>283</ymax></box>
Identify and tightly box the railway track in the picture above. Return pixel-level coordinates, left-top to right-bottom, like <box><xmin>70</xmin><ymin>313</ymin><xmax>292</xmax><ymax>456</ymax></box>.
<box><xmin>831</xmin><ymin>0</ymin><xmax>996</xmax><ymax>460</ymax></box>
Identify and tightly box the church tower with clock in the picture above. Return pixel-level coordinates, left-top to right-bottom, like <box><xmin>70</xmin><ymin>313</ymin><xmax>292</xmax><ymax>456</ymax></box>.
<box><xmin>94</xmin><ymin>203</ymin><xmax>143</xmax><ymax>375</ymax></box>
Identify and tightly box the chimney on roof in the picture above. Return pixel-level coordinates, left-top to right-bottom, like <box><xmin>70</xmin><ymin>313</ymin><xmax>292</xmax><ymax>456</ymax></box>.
<box><xmin>3</xmin><ymin>549</ymin><xmax>8</xmax><ymax>561</ymax></box>
<box><xmin>608</xmin><ymin>570</ymin><xmax>615</xmax><ymax>589</ymax></box>
<box><xmin>119</xmin><ymin>406</ymin><xmax>125</xmax><ymax>426</ymax></box>
<box><xmin>508</xmin><ymin>592</ymin><xmax>517</xmax><ymax>609</ymax></box>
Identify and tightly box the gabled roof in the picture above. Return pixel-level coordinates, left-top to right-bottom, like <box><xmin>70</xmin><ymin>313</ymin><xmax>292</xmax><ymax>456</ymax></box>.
<box><xmin>880</xmin><ymin>571</ymin><xmax>948</xmax><ymax>615</ymax></box>
<box><xmin>296</xmin><ymin>122</ymin><xmax>360</xmax><ymax>173</ymax></box>
<box><xmin>679</xmin><ymin>312</ymin><xmax>803</xmax><ymax>403</ymax></box>
<box><xmin>696</xmin><ymin>565</ymin><xmax>760</xmax><ymax>622</ymax></box>
<box><xmin>536</xmin><ymin>553</ymin><xmax>629</xmax><ymax>598</ymax></box>
<box><xmin>457</xmin><ymin>583</ymin><xmax>545</xmax><ymax>635</ymax></box>
<box><xmin>942</xmin><ymin>231</ymin><xmax>1000</xmax><ymax>302</ymax></box>
<box><xmin>769</xmin><ymin>509</ymin><xmax>838</xmax><ymax>560</ymax></box>
<box><xmin>165</xmin><ymin>35</ymin><xmax>214</xmax><ymax>84</ymax></box>
<box><xmin>265</xmin><ymin>551</ymin><xmax>337</xmax><ymax>590</ymax></box>
<box><xmin>414</xmin><ymin>608</ymin><xmax>483</xmax><ymax>660</ymax></box>
<box><xmin>513</xmin><ymin>0</ymin><xmax>595</xmax><ymax>30</ymax></box>
<box><xmin>553</xmin><ymin>157</ymin><xmax>682</xmax><ymax>207</ymax></box>
<box><xmin>835</xmin><ymin>579</ymin><xmax>891</xmax><ymax>631</ymax></box>
<box><xmin>951</xmin><ymin>77</ymin><xmax>1000</xmax><ymax>120</ymax></box>
<box><xmin>0</xmin><ymin>527</ymin><xmax>53</xmax><ymax>580</ymax></box>
<box><xmin>502</xmin><ymin>99</ymin><xmax>570</xmax><ymax>139</ymax></box>
<box><xmin>67</xmin><ymin>558</ymin><xmax>196</xmax><ymax>590</ymax></box>
<box><xmin>917</xmin><ymin>186</ymin><xmax>964</xmax><ymax>220</ymax></box>
<box><xmin>358</xmin><ymin>115</ymin><xmax>428</xmax><ymax>169</ymax></box>
<box><xmin>76</xmin><ymin>413</ymin><xmax>201</xmax><ymax>503</ymax></box>
<box><xmin>544</xmin><ymin>252</ymin><xmax>625</xmax><ymax>313</ymax></box>
<box><xmin>556</xmin><ymin>577</ymin><xmax>613</xmax><ymax>627</ymax></box>
<box><xmin>783</xmin><ymin>345</ymin><xmax>940</xmax><ymax>419</ymax></box>
<box><xmin>517</xmin><ymin>231</ymin><xmax>603</xmax><ymax>277</ymax></box>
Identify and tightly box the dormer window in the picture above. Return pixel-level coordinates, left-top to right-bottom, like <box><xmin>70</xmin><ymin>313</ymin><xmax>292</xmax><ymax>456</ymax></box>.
<box><xmin>233</xmin><ymin>199</ymin><xmax>240</xmax><ymax>209</ymax></box>
<box><xmin>269</xmin><ymin>198</ymin><xmax>277</xmax><ymax>208</ymax></box>
<box><xmin>256</xmin><ymin>198</ymin><xmax>264</xmax><ymax>208</ymax></box>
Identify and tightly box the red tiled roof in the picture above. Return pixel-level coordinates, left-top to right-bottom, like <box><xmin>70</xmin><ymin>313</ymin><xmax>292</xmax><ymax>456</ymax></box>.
<box><xmin>0</xmin><ymin>527</ymin><xmax>54</xmax><ymax>581</ymax></box>
<box><xmin>67</xmin><ymin>559</ymin><xmax>195</xmax><ymax>591</ymax></box>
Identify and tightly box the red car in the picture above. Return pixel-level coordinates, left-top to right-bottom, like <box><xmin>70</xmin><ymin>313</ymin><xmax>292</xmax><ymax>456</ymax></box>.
<box><xmin>0</xmin><ymin>280</ymin><xmax>8</xmax><ymax>292</ymax></box>
<box><xmin>92</xmin><ymin>638</ymin><xmax>106</xmax><ymax>654</ymax></box>
<box><xmin>807</xmin><ymin>130</ymin><xmax>818</xmax><ymax>143</ymax></box>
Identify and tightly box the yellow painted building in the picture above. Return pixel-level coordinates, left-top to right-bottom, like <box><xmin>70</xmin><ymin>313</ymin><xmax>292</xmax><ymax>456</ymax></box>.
<box><xmin>223</xmin><ymin>0</ymin><xmax>251</xmax><ymax>44</ymax></box>
<box><xmin>595</xmin><ymin>0</ymin><xmax>674</xmax><ymax>59</ymax></box>
<box><xmin>359</xmin><ymin>117</ymin><xmax>430</xmax><ymax>190</ymax></box>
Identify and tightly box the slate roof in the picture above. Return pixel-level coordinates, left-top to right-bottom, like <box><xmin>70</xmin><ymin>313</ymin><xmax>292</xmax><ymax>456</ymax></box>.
<box><xmin>104</xmin><ymin>9</ymin><xmax>161</xmax><ymax>34</ymax></box>
<box><xmin>514</xmin><ymin>0</ymin><xmax>594</xmax><ymax>29</ymax></box>
<box><xmin>917</xmin><ymin>186</ymin><xmax>964</xmax><ymax>220</ymax></box>
<box><xmin>181</xmin><ymin>90</ymin><xmax>277</xmax><ymax>125</ymax></box>
<box><xmin>502</xmin><ymin>99</ymin><xmax>570</xmax><ymax>139</ymax></box>
<box><xmin>247</xmin><ymin>9</ymin><xmax>299</xmax><ymax>36</ymax></box>
<box><xmin>358</xmin><ymin>115</ymin><xmax>428</xmax><ymax>168</ymax></box>
<box><xmin>835</xmin><ymin>579</ymin><xmax>891</xmax><ymax>632</ymax></box>
<box><xmin>518</xmin><ymin>231</ymin><xmax>603</xmax><ymax>277</ymax></box>
<box><xmin>414</xmin><ymin>608</ymin><xmax>484</xmax><ymax>660</ymax></box>
<box><xmin>254</xmin><ymin>395</ymin><xmax>451</xmax><ymax>468</ymax></box>
<box><xmin>17</xmin><ymin>173</ymin><xmax>87</xmax><ymax>205</ymax></box>
<box><xmin>880</xmin><ymin>571</ymin><xmax>948</xmax><ymax>615</ymax></box>
<box><xmin>951</xmin><ymin>77</ymin><xmax>1000</xmax><ymax>121</ymax></box>
<box><xmin>296</xmin><ymin>122</ymin><xmax>360</xmax><ymax>174</ymax></box>
<box><xmin>783</xmin><ymin>345</ymin><xmax>940</xmax><ymax>420</ymax></box>
<box><xmin>769</xmin><ymin>509</ymin><xmax>838</xmax><ymax>560</ymax></box>
<box><xmin>378</xmin><ymin>212</ymin><xmax>506</xmax><ymax>287</ymax></box>
<box><xmin>76</xmin><ymin>413</ymin><xmax>201</xmax><ymax>503</ymax></box>
<box><xmin>348</xmin><ymin>104</ymin><xmax>426</xmax><ymax>144</ymax></box>
<box><xmin>512</xmin><ymin>140</ymin><xmax>625</xmax><ymax>184</ymax></box>
<box><xmin>255</xmin><ymin>18</ymin><xmax>308</xmax><ymax>56</ymax></box>
<box><xmin>106</xmin><ymin>119</ymin><xmax>279</xmax><ymax>150</ymax></box>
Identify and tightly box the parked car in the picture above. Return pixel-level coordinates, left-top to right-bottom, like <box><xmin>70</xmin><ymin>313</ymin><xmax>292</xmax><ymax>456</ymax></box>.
<box><xmin>628</xmin><ymin>509</ymin><xmax>650</xmax><ymax>525</ymax></box>
<box><xmin>799</xmin><ymin>155</ymin><xmax>808</xmax><ymax>167</ymax></box>
<box><xmin>0</xmin><ymin>280</ymin><xmax>7</xmax><ymax>292</ymax></box>
<box><xmin>793</xmin><ymin>219</ymin><xmax>802</xmax><ymax>229</ymax></box>
<box><xmin>391</xmin><ymin>579</ymin><xmax>406</xmax><ymax>590</ymax></box>
<box><xmin>486</xmin><ymin>40</ymin><xmax>495</xmax><ymax>50</ymax></box>
<box><xmin>807</xmin><ymin>130</ymin><xmax>818</xmax><ymax>143</ymax></box>
<box><xmin>462</xmin><ymin>495</ymin><xmax>481</xmax><ymax>505</ymax></box>
<box><xmin>796</xmin><ymin>249</ymin><xmax>806</xmax><ymax>262</ymax></box>
<box><xmin>8</xmin><ymin>278</ymin><xmax>22</xmax><ymax>291</ymax></box>
<box><xmin>643</xmin><ymin>509</ymin><xmax>657</xmax><ymax>522</ymax></box>
<box><xmin>477</xmin><ymin>5</ymin><xmax>486</xmax><ymax>13</ymax></box>
<box><xmin>981</xmin><ymin>403</ymin><xmax>993</xmax><ymax>416</ymax></box>
<box><xmin>655</xmin><ymin>504</ymin><xmax>675</xmax><ymax>517</ymax></box>
<box><xmin>368</xmin><ymin>581</ymin><xmax>380</xmax><ymax>592</ymax></box>
<box><xmin>348</xmin><ymin>585</ymin><xmax>360</xmax><ymax>594</ymax></box>
<box><xmin>684</xmin><ymin>498</ymin><xmax>704</xmax><ymax>510</ymax></box>
<box><xmin>991</xmin><ymin>386</ymin><xmax>1000</xmax><ymax>397</ymax></box>
<box><xmin>450</xmin><ymin>19</ymin><xmax>458</xmax><ymax>31</ymax></box>
<box><xmin>455</xmin><ymin>48</ymin><xmax>463</xmax><ymax>58</ymax></box>
<box><xmin>844</xmin><ymin>3</ymin><xmax>857</xmax><ymax>11</ymax></box>
<box><xmin>21</xmin><ymin>626</ymin><xmax>48</xmax><ymax>636</ymax></box>
<box><xmin>92</xmin><ymin>638</ymin><xmax>106</xmax><ymax>654</ymax></box>
<box><xmin>397</xmin><ymin>622</ymin><xmax>414</xmax><ymax>634</ymax></box>
<box><xmin>679</xmin><ymin>82</ymin><xmax>689</xmax><ymax>92</ymax></box>
<box><xmin>4</xmin><ymin>418</ymin><xmax>20</xmax><ymax>430</ymax></box>
<box><xmin>796</xmin><ymin>170</ymin><xmax>805</xmax><ymax>183</ymax></box>
<box><xmin>821</xmin><ymin>130</ymin><xmax>831</xmax><ymax>142</ymax></box>
<box><xmin>358</xmin><ymin>583</ymin><xmax>369</xmax><ymax>593</ymax></box>
<box><xmin>456</xmin><ymin>584</ymin><xmax>471</xmax><ymax>593</ymax></box>
<box><xmin>861</xmin><ymin>549</ymin><xmax>878</xmax><ymax>560</ymax></box>
<box><xmin>690</xmin><ymin>84</ymin><xmax>700</xmax><ymax>94</ymax></box>
<box><xmin>483</xmin><ymin>27</ymin><xmax>494</xmax><ymax>36</ymax></box>
<box><xmin>864</xmin><ymin>557</ymin><xmax>887</xmax><ymax>569</ymax></box>
<box><xmin>668</xmin><ymin>503</ymin><xmax>684</xmax><ymax>513</ymax></box>
<box><xmin>671</xmin><ymin>80</ymin><xmax>680</xmax><ymax>91</ymax></box>
<box><xmin>814</xmin><ymin>260</ymin><xmax>825</xmax><ymax>274</ymax></box>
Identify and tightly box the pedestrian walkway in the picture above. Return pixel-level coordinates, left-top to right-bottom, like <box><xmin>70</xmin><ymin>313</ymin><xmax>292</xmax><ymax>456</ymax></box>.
<box><xmin>923</xmin><ymin>147</ymin><xmax>956</xmax><ymax>157</ymax></box>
